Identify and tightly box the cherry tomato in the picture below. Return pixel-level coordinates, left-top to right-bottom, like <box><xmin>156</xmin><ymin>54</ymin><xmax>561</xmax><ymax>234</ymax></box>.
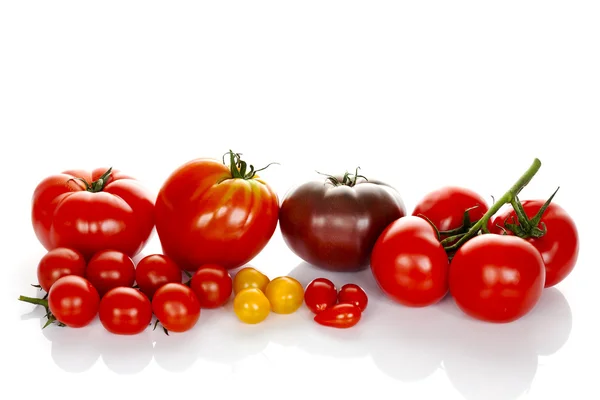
<box><xmin>135</xmin><ymin>254</ymin><xmax>182</xmax><ymax>298</ymax></box>
<box><xmin>412</xmin><ymin>186</ymin><xmax>488</xmax><ymax>237</ymax></box>
<box><xmin>37</xmin><ymin>247</ymin><xmax>86</xmax><ymax>292</ymax></box>
<box><xmin>233</xmin><ymin>267</ymin><xmax>270</xmax><ymax>294</ymax></box>
<box><xmin>449</xmin><ymin>234</ymin><xmax>545</xmax><ymax>323</ymax></box>
<box><xmin>264</xmin><ymin>276</ymin><xmax>304</xmax><ymax>314</ymax></box>
<box><xmin>48</xmin><ymin>275</ymin><xmax>100</xmax><ymax>328</ymax></box>
<box><xmin>370</xmin><ymin>216</ymin><xmax>450</xmax><ymax>307</ymax></box>
<box><xmin>314</xmin><ymin>303</ymin><xmax>362</xmax><ymax>329</ymax></box>
<box><xmin>490</xmin><ymin>201</ymin><xmax>579</xmax><ymax>288</ymax></box>
<box><xmin>304</xmin><ymin>278</ymin><xmax>338</xmax><ymax>314</ymax></box>
<box><xmin>99</xmin><ymin>287</ymin><xmax>152</xmax><ymax>335</ymax></box>
<box><xmin>190</xmin><ymin>264</ymin><xmax>233</xmax><ymax>308</ymax></box>
<box><xmin>338</xmin><ymin>283</ymin><xmax>368</xmax><ymax>312</ymax></box>
<box><xmin>233</xmin><ymin>288</ymin><xmax>270</xmax><ymax>324</ymax></box>
<box><xmin>85</xmin><ymin>250</ymin><xmax>136</xmax><ymax>296</ymax></box>
<box><xmin>152</xmin><ymin>283</ymin><xmax>201</xmax><ymax>333</ymax></box>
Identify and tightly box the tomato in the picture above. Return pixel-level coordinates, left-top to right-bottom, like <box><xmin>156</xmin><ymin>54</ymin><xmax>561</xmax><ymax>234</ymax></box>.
<box><xmin>304</xmin><ymin>278</ymin><xmax>338</xmax><ymax>314</ymax></box>
<box><xmin>314</xmin><ymin>303</ymin><xmax>362</xmax><ymax>329</ymax></box>
<box><xmin>264</xmin><ymin>276</ymin><xmax>304</xmax><ymax>314</ymax></box>
<box><xmin>99</xmin><ymin>287</ymin><xmax>152</xmax><ymax>335</ymax></box>
<box><xmin>85</xmin><ymin>250</ymin><xmax>136</xmax><ymax>296</ymax></box>
<box><xmin>370</xmin><ymin>216</ymin><xmax>449</xmax><ymax>307</ymax></box>
<box><xmin>449</xmin><ymin>234</ymin><xmax>545</xmax><ymax>323</ymax></box>
<box><xmin>152</xmin><ymin>283</ymin><xmax>201</xmax><ymax>333</ymax></box>
<box><xmin>338</xmin><ymin>283</ymin><xmax>368</xmax><ymax>312</ymax></box>
<box><xmin>154</xmin><ymin>152</ymin><xmax>279</xmax><ymax>271</ymax></box>
<box><xmin>233</xmin><ymin>288</ymin><xmax>270</xmax><ymax>324</ymax></box>
<box><xmin>412</xmin><ymin>186</ymin><xmax>488</xmax><ymax>235</ymax></box>
<box><xmin>190</xmin><ymin>264</ymin><xmax>233</xmax><ymax>308</ymax></box>
<box><xmin>37</xmin><ymin>247</ymin><xmax>86</xmax><ymax>292</ymax></box>
<box><xmin>279</xmin><ymin>171</ymin><xmax>406</xmax><ymax>271</ymax></box>
<box><xmin>233</xmin><ymin>267</ymin><xmax>270</xmax><ymax>294</ymax></box>
<box><xmin>48</xmin><ymin>275</ymin><xmax>100</xmax><ymax>328</ymax></box>
<box><xmin>31</xmin><ymin>167</ymin><xmax>155</xmax><ymax>259</ymax></box>
<box><xmin>490</xmin><ymin>201</ymin><xmax>579</xmax><ymax>288</ymax></box>
<box><xmin>135</xmin><ymin>254</ymin><xmax>182</xmax><ymax>298</ymax></box>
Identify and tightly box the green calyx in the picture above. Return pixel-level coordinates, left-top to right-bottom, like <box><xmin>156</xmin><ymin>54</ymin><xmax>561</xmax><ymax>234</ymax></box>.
<box><xmin>223</xmin><ymin>150</ymin><xmax>278</xmax><ymax>180</ymax></box>
<box><xmin>318</xmin><ymin>167</ymin><xmax>367</xmax><ymax>187</ymax></box>
<box><xmin>68</xmin><ymin>167</ymin><xmax>113</xmax><ymax>193</ymax></box>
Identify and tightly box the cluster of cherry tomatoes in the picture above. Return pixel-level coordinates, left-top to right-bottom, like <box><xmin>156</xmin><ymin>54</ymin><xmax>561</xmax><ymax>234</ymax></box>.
<box><xmin>305</xmin><ymin>278</ymin><xmax>368</xmax><ymax>328</ymax></box>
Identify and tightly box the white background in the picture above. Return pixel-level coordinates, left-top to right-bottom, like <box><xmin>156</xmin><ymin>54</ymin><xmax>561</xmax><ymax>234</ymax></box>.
<box><xmin>1</xmin><ymin>1</ymin><xmax>599</xmax><ymax>400</ymax></box>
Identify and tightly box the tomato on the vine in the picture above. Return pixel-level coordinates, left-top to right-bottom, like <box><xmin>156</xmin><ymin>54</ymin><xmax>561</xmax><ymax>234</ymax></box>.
<box><xmin>31</xmin><ymin>167</ymin><xmax>155</xmax><ymax>259</ymax></box>
<box><xmin>314</xmin><ymin>303</ymin><xmax>362</xmax><ymax>329</ymax></box>
<box><xmin>233</xmin><ymin>288</ymin><xmax>270</xmax><ymax>324</ymax></box>
<box><xmin>152</xmin><ymin>283</ymin><xmax>201</xmax><ymax>333</ymax></box>
<box><xmin>233</xmin><ymin>267</ymin><xmax>270</xmax><ymax>294</ymax></box>
<box><xmin>37</xmin><ymin>247</ymin><xmax>86</xmax><ymax>292</ymax></box>
<box><xmin>338</xmin><ymin>284</ymin><xmax>368</xmax><ymax>312</ymax></box>
<box><xmin>99</xmin><ymin>287</ymin><xmax>152</xmax><ymax>335</ymax></box>
<box><xmin>135</xmin><ymin>254</ymin><xmax>182</xmax><ymax>298</ymax></box>
<box><xmin>370</xmin><ymin>216</ymin><xmax>449</xmax><ymax>307</ymax></box>
<box><xmin>304</xmin><ymin>278</ymin><xmax>337</xmax><ymax>314</ymax></box>
<box><xmin>85</xmin><ymin>250</ymin><xmax>136</xmax><ymax>296</ymax></box>
<box><xmin>449</xmin><ymin>234</ymin><xmax>545</xmax><ymax>323</ymax></box>
<box><xmin>190</xmin><ymin>264</ymin><xmax>233</xmax><ymax>308</ymax></box>
<box><xmin>48</xmin><ymin>275</ymin><xmax>100</xmax><ymax>328</ymax></box>
<box><xmin>265</xmin><ymin>276</ymin><xmax>304</xmax><ymax>314</ymax></box>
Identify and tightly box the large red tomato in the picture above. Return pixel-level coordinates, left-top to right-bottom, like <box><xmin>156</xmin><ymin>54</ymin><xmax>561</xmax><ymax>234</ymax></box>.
<box><xmin>154</xmin><ymin>152</ymin><xmax>279</xmax><ymax>271</ymax></box>
<box><xmin>31</xmin><ymin>168</ymin><xmax>155</xmax><ymax>259</ymax></box>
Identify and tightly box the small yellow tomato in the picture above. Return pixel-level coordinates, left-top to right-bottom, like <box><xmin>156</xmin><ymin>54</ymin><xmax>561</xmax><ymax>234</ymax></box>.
<box><xmin>233</xmin><ymin>288</ymin><xmax>271</xmax><ymax>324</ymax></box>
<box><xmin>265</xmin><ymin>276</ymin><xmax>304</xmax><ymax>314</ymax></box>
<box><xmin>233</xmin><ymin>267</ymin><xmax>270</xmax><ymax>294</ymax></box>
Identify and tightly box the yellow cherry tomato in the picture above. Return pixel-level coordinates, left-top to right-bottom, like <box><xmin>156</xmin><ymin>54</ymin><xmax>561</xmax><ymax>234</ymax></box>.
<box><xmin>265</xmin><ymin>276</ymin><xmax>304</xmax><ymax>314</ymax></box>
<box><xmin>233</xmin><ymin>288</ymin><xmax>271</xmax><ymax>324</ymax></box>
<box><xmin>233</xmin><ymin>267</ymin><xmax>270</xmax><ymax>294</ymax></box>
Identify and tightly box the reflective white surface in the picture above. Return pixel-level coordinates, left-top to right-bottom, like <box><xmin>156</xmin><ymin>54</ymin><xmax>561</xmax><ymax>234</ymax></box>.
<box><xmin>1</xmin><ymin>2</ymin><xmax>599</xmax><ymax>399</ymax></box>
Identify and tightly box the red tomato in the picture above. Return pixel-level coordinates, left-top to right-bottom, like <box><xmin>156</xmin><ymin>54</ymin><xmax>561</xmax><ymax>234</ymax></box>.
<box><xmin>304</xmin><ymin>278</ymin><xmax>338</xmax><ymax>314</ymax></box>
<box><xmin>412</xmin><ymin>186</ymin><xmax>488</xmax><ymax>234</ymax></box>
<box><xmin>152</xmin><ymin>283</ymin><xmax>201</xmax><ymax>333</ymax></box>
<box><xmin>490</xmin><ymin>201</ymin><xmax>579</xmax><ymax>288</ymax></box>
<box><xmin>135</xmin><ymin>254</ymin><xmax>182</xmax><ymax>298</ymax></box>
<box><xmin>154</xmin><ymin>152</ymin><xmax>279</xmax><ymax>271</ymax></box>
<box><xmin>338</xmin><ymin>283</ymin><xmax>368</xmax><ymax>312</ymax></box>
<box><xmin>314</xmin><ymin>303</ymin><xmax>362</xmax><ymax>329</ymax></box>
<box><xmin>37</xmin><ymin>247</ymin><xmax>86</xmax><ymax>292</ymax></box>
<box><xmin>86</xmin><ymin>250</ymin><xmax>136</xmax><ymax>296</ymax></box>
<box><xmin>190</xmin><ymin>264</ymin><xmax>233</xmax><ymax>308</ymax></box>
<box><xmin>31</xmin><ymin>167</ymin><xmax>155</xmax><ymax>259</ymax></box>
<box><xmin>449</xmin><ymin>234</ymin><xmax>545</xmax><ymax>323</ymax></box>
<box><xmin>48</xmin><ymin>275</ymin><xmax>100</xmax><ymax>328</ymax></box>
<box><xmin>370</xmin><ymin>216</ymin><xmax>449</xmax><ymax>307</ymax></box>
<box><xmin>99</xmin><ymin>287</ymin><xmax>152</xmax><ymax>335</ymax></box>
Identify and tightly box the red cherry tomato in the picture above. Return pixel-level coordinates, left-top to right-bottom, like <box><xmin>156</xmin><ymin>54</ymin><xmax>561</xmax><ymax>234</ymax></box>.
<box><xmin>135</xmin><ymin>254</ymin><xmax>182</xmax><ymax>298</ymax></box>
<box><xmin>152</xmin><ymin>283</ymin><xmax>201</xmax><ymax>333</ymax></box>
<box><xmin>314</xmin><ymin>303</ymin><xmax>362</xmax><ymax>329</ymax></box>
<box><xmin>338</xmin><ymin>283</ymin><xmax>368</xmax><ymax>312</ymax></box>
<box><xmin>48</xmin><ymin>275</ymin><xmax>100</xmax><ymax>328</ymax></box>
<box><xmin>37</xmin><ymin>247</ymin><xmax>86</xmax><ymax>292</ymax></box>
<box><xmin>449</xmin><ymin>234</ymin><xmax>545</xmax><ymax>323</ymax></box>
<box><xmin>304</xmin><ymin>278</ymin><xmax>338</xmax><ymax>314</ymax></box>
<box><xmin>490</xmin><ymin>201</ymin><xmax>579</xmax><ymax>288</ymax></box>
<box><xmin>190</xmin><ymin>264</ymin><xmax>233</xmax><ymax>308</ymax></box>
<box><xmin>99</xmin><ymin>287</ymin><xmax>152</xmax><ymax>335</ymax></box>
<box><xmin>86</xmin><ymin>250</ymin><xmax>136</xmax><ymax>296</ymax></box>
<box><xmin>370</xmin><ymin>216</ymin><xmax>450</xmax><ymax>307</ymax></box>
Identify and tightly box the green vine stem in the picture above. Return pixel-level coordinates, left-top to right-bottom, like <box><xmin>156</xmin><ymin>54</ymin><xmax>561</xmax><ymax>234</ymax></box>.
<box><xmin>18</xmin><ymin>295</ymin><xmax>60</xmax><ymax>328</ymax></box>
<box><xmin>67</xmin><ymin>167</ymin><xmax>113</xmax><ymax>192</ymax></box>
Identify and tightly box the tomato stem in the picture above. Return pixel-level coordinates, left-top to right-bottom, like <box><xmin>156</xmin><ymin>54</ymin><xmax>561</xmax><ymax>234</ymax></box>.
<box><xmin>67</xmin><ymin>167</ymin><xmax>113</xmax><ymax>193</ymax></box>
<box><xmin>18</xmin><ymin>295</ymin><xmax>49</xmax><ymax>307</ymax></box>
<box><xmin>317</xmin><ymin>167</ymin><xmax>368</xmax><ymax>187</ymax></box>
<box><xmin>223</xmin><ymin>150</ymin><xmax>278</xmax><ymax>181</ymax></box>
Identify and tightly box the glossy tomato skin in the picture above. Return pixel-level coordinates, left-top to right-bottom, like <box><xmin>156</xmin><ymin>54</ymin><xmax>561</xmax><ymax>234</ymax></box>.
<box><xmin>152</xmin><ymin>283</ymin><xmax>201</xmax><ymax>333</ymax></box>
<box><xmin>279</xmin><ymin>177</ymin><xmax>406</xmax><ymax>272</ymax></box>
<box><xmin>190</xmin><ymin>264</ymin><xmax>233</xmax><ymax>308</ymax></box>
<box><xmin>370</xmin><ymin>216</ymin><xmax>449</xmax><ymax>307</ymax></box>
<box><xmin>338</xmin><ymin>284</ymin><xmax>368</xmax><ymax>312</ymax></box>
<box><xmin>99</xmin><ymin>287</ymin><xmax>152</xmax><ymax>335</ymax></box>
<box><xmin>31</xmin><ymin>168</ymin><xmax>155</xmax><ymax>260</ymax></box>
<box><xmin>412</xmin><ymin>186</ymin><xmax>488</xmax><ymax>233</ymax></box>
<box><xmin>155</xmin><ymin>159</ymin><xmax>279</xmax><ymax>271</ymax></box>
<box><xmin>85</xmin><ymin>250</ymin><xmax>136</xmax><ymax>297</ymax></box>
<box><xmin>48</xmin><ymin>275</ymin><xmax>100</xmax><ymax>328</ymax></box>
<box><xmin>37</xmin><ymin>247</ymin><xmax>87</xmax><ymax>292</ymax></box>
<box><xmin>304</xmin><ymin>278</ymin><xmax>338</xmax><ymax>314</ymax></box>
<box><xmin>135</xmin><ymin>254</ymin><xmax>182</xmax><ymax>298</ymax></box>
<box><xmin>264</xmin><ymin>276</ymin><xmax>304</xmax><ymax>314</ymax></box>
<box><xmin>233</xmin><ymin>288</ymin><xmax>271</xmax><ymax>324</ymax></box>
<box><xmin>314</xmin><ymin>303</ymin><xmax>362</xmax><ymax>329</ymax></box>
<box><xmin>490</xmin><ymin>201</ymin><xmax>579</xmax><ymax>288</ymax></box>
<box><xmin>232</xmin><ymin>267</ymin><xmax>270</xmax><ymax>294</ymax></box>
<box><xmin>449</xmin><ymin>234</ymin><xmax>545</xmax><ymax>323</ymax></box>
